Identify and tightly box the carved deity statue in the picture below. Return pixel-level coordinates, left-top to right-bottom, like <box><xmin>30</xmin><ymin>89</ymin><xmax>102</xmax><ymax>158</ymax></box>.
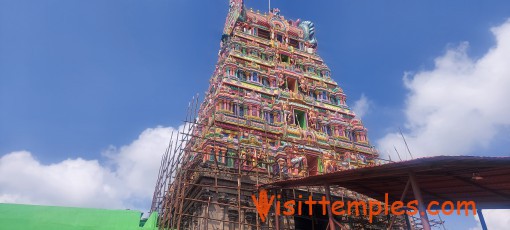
<box><xmin>272</xmin><ymin>152</ymin><xmax>288</xmax><ymax>178</ymax></box>
<box><xmin>257</xmin><ymin>150</ymin><xmax>267</xmax><ymax>168</ymax></box>
<box><xmin>323</xmin><ymin>151</ymin><xmax>335</xmax><ymax>173</ymax></box>
<box><xmin>308</xmin><ymin>109</ymin><xmax>318</xmax><ymax>130</ymax></box>
<box><xmin>278</xmin><ymin>74</ymin><xmax>285</xmax><ymax>87</ymax></box>
<box><xmin>287</xmin><ymin>146</ymin><xmax>307</xmax><ymax>177</ymax></box>
<box><xmin>249</xmin><ymin>149</ymin><xmax>258</xmax><ymax>167</ymax></box>
<box><xmin>240</xmin><ymin>149</ymin><xmax>247</xmax><ymax>166</ymax></box>
<box><xmin>298</xmin><ymin>76</ymin><xmax>309</xmax><ymax>93</ymax></box>
<box><xmin>286</xmin><ymin>112</ymin><xmax>293</xmax><ymax>125</ymax></box>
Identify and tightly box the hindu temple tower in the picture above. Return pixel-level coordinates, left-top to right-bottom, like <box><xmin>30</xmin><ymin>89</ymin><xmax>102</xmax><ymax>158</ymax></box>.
<box><xmin>151</xmin><ymin>1</ymin><xmax>402</xmax><ymax>229</ymax></box>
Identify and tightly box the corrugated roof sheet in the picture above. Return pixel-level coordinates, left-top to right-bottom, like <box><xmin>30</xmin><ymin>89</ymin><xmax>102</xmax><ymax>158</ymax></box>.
<box><xmin>263</xmin><ymin>156</ymin><xmax>510</xmax><ymax>209</ymax></box>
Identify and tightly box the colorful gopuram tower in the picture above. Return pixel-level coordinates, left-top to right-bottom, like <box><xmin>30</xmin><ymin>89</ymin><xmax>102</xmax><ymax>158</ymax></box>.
<box><xmin>152</xmin><ymin>1</ymin><xmax>402</xmax><ymax>229</ymax></box>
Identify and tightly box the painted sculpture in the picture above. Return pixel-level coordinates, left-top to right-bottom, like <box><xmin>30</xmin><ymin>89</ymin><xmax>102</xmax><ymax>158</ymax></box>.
<box><xmin>158</xmin><ymin>2</ymin><xmax>390</xmax><ymax>229</ymax></box>
<box><xmin>202</xmin><ymin>0</ymin><xmax>379</xmax><ymax>183</ymax></box>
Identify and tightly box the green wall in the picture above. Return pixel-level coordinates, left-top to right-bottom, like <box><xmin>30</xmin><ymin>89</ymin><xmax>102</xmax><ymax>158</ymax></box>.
<box><xmin>0</xmin><ymin>203</ymin><xmax>158</xmax><ymax>230</ymax></box>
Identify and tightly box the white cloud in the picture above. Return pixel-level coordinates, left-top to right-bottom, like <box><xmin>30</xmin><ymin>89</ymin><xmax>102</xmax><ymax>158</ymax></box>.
<box><xmin>377</xmin><ymin>19</ymin><xmax>510</xmax><ymax>158</ymax></box>
<box><xmin>470</xmin><ymin>209</ymin><xmax>510</xmax><ymax>230</ymax></box>
<box><xmin>377</xmin><ymin>19</ymin><xmax>510</xmax><ymax>229</ymax></box>
<box><xmin>0</xmin><ymin>126</ymin><xmax>180</xmax><ymax>212</ymax></box>
<box><xmin>352</xmin><ymin>93</ymin><xmax>370</xmax><ymax>119</ymax></box>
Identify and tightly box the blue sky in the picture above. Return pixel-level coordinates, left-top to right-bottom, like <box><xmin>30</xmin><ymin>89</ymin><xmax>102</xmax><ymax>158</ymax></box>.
<box><xmin>1</xmin><ymin>0</ymin><xmax>510</xmax><ymax>229</ymax></box>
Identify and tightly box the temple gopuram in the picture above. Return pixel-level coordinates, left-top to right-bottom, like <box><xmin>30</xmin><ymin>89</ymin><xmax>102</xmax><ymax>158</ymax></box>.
<box><xmin>151</xmin><ymin>1</ymin><xmax>409</xmax><ymax>229</ymax></box>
